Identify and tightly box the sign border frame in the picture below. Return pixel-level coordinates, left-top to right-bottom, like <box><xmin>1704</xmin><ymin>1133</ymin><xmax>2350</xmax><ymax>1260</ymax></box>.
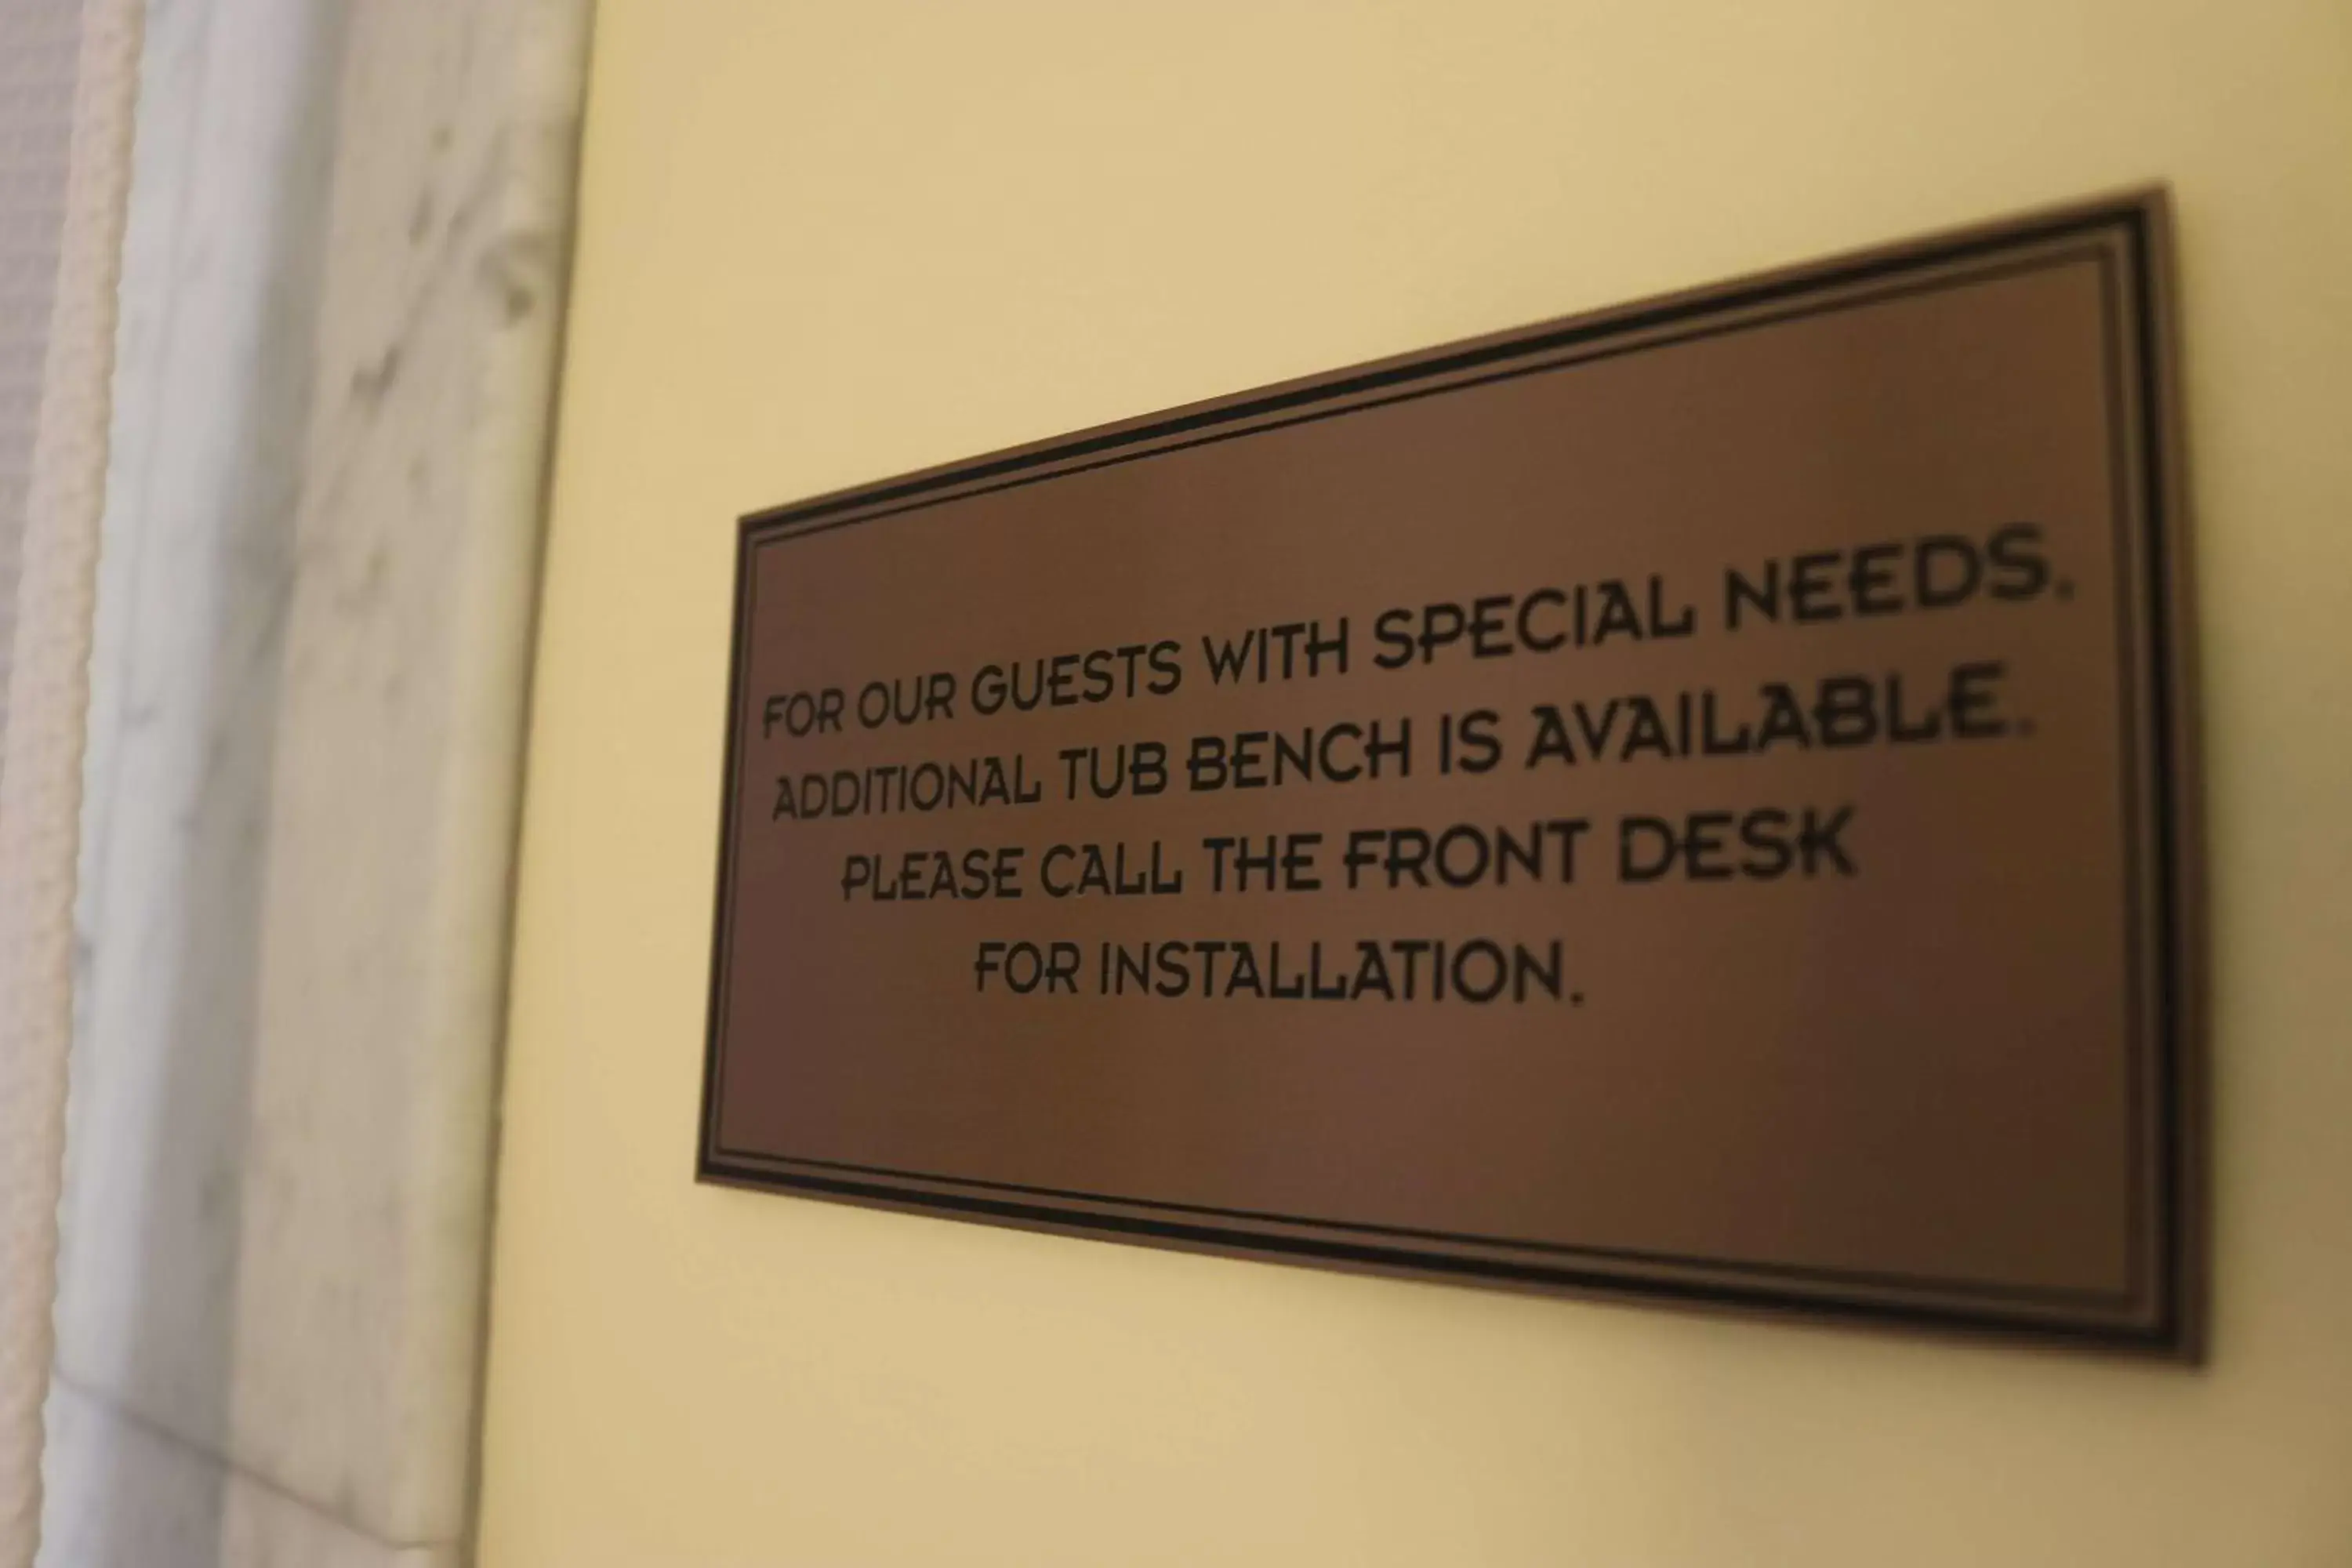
<box><xmin>697</xmin><ymin>188</ymin><xmax>2205</xmax><ymax>1358</ymax></box>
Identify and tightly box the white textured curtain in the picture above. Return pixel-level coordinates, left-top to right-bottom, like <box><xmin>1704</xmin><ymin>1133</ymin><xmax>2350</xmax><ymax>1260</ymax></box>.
<box><xmin>0</xmin><ymin>2</ymin><xmax>141</xmax><ymax>1563</ymax></box>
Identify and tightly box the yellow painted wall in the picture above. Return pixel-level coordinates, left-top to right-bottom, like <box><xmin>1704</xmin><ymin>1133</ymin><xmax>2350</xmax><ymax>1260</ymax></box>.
<box><xmin>476</xmin><ymin>2</ymin><xmax>2352</xmax><ymax>1562</ymax></box>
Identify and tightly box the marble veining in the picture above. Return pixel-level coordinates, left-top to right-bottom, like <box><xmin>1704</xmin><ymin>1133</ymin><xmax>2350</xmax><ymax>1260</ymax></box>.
<box><xmin>43</xmin><ymin>0</ymin><xmax>590</xmax><ymax>1559</ymax></box>
<box><xmin>40</xmin><ymin>1381</ymin><xmax>453</xmax><ymax>1568</ymax></box>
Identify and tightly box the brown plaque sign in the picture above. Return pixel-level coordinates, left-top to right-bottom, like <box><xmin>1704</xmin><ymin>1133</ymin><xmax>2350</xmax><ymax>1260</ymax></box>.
<box><xmin>701</xmin><ymin>192</ymin><xmax>2201</xmax><ymax>1353</ymax></box>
